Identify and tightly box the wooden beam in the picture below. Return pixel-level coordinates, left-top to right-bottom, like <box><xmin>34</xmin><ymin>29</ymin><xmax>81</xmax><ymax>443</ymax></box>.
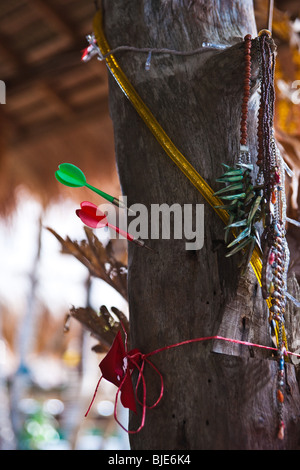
<box><xmin>29</xmin><ymin>0</ymin><xmax>83</xmax><ymax>43</ymax></box>
<box><xmin>0</xmin><ymin>31</ymin><xmax>81</xmax><ymax>121</ymax></box>
<box><xmin>5</xmin><ymin>46</ymin><xmax>105</xmax><ymax>93</ymax></box>
<box><xmin>0</xmin><ymin>30</ymin><xmax>26</xmax><ymax>71</ymax></box>
<box><xmin>6</xmin><ymin>95</ymin><xmax>110</xmax><ymax>148</ymax></box>
<box><xmin>37</xmin><ymin>81</ymin><xmax>75</xmax><ymax>119</ymax></box>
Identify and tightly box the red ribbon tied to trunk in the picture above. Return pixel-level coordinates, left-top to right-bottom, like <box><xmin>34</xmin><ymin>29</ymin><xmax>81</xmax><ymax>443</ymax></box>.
<box><xmin>85</xmin><ymin>328</ymin><xmax>164</xmax><ymax>433</ymax></box>
<box><xmin>85</xmin><ymin>327</ymin><xmax>300</xmax><ymax>434</ymax></box>
<box><xmin>100</xmin><ymin>331</ymin><xmax>138</xmax><ymax>413</ymax></box>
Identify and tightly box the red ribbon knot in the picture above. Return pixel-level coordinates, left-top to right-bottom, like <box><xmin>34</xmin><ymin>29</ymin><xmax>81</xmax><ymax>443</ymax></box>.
<box><xmin>85</xmin><ymin>330</ymin><xmax>300</xmax><ymax>434</ymax></box>
<box><xmin>85</xmin><ymin>330</ymin><xmax>164</xmax><ymax>433</ymax></box>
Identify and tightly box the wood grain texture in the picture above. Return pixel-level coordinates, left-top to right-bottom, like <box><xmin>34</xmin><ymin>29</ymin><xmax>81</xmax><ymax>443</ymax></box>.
<box><xmin>101</xmin><ymin>0</ymin><xmax>300</xmax><ymax>449</ymax></box>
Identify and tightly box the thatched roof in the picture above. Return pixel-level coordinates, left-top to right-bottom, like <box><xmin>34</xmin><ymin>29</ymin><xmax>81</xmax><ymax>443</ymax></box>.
<box><xmin>0</xmin><ymin>0</ymin><xmax>119</xmax><ymax>215</ymax></box>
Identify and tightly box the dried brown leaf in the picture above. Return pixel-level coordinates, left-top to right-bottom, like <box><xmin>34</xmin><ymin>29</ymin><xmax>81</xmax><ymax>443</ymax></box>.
<box><xmin>46</xmin><ymin>226</ymin><xmax>128</xmax><ymax>300</ymax></box>
<box><xmin>70</xmin><ymin>304</ymin><xmax>129</xmax><ymax>352</ymax></box>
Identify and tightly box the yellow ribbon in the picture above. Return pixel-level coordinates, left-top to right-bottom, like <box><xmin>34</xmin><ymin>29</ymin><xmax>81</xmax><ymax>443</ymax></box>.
<box><xmin>93</xmin><ymin>10</ymin><xmax>287</xmax><ymax>346</ymax></box>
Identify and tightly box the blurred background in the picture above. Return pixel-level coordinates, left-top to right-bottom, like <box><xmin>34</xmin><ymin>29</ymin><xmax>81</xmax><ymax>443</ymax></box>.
<box><xmin>0</xmin><ymin>0</ymin><xmax>299</xmax><ymax>450</ymax></box>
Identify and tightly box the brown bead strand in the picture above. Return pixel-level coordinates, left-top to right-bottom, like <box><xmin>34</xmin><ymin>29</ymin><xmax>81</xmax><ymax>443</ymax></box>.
<box><xmin>240</xmin><ymin>34</ymin><xmax>252</xmax><ymax>146</ymax></box>
<box><xmin>256</xmin><ymin>105</ymin><xmax>264</xmax><ymax>167</ymax></box>
<box><xmin>257</xmin><ymin>30</ymin><xmax>287</xmax><ymax>440</ymax></box>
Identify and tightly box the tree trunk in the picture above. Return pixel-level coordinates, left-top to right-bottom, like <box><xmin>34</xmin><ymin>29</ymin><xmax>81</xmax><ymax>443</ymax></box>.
<box><xmin>101</xmin><ymin>0</ymin><xmax>300</xmax><ymax>449</ymax></box>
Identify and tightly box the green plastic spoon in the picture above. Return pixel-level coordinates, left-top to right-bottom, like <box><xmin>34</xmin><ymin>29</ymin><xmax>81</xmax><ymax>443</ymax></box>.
<box><xmin>55</xmin><ymin>163</ymin><xmax>131</xmax><ymax>212</ymax></box>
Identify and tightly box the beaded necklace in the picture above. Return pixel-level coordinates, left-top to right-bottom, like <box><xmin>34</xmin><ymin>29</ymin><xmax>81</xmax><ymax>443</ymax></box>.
<box><xmin>257</xmin><ymin>30</ymin><xmax>289</xmax><ymax>440</ymax></box>
<box><xmin>215</xmin><ymin>30</ymin><xmax>289</xmax><ymax>439</ymax></box>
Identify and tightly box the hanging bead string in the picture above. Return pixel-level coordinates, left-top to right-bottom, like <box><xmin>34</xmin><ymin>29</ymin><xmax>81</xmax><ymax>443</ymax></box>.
<box><xmin>240</xmin><ymin>34</ymin><xmax>252</xmax><ymax>149</ymax></box>
<box><xmin>238</xmin><ymin>29</ymin><xmax>289</xmax><ymax>440</ymax></box>
<box><xmin>256</xmin><ymin>30</ymin><xmax>289</xmax><ymax>440</ymax></box>
<box><xmin>256</xmin><ymin>32</ymin><xmax>275</xmax><ymax>203</ymax></box>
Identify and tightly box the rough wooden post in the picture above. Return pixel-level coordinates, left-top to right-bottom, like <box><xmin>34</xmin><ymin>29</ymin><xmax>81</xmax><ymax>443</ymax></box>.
<box><xmin>101</xmin><ymin>0</ymin><xmax>300</xmax><ymax>449</ymax></box>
